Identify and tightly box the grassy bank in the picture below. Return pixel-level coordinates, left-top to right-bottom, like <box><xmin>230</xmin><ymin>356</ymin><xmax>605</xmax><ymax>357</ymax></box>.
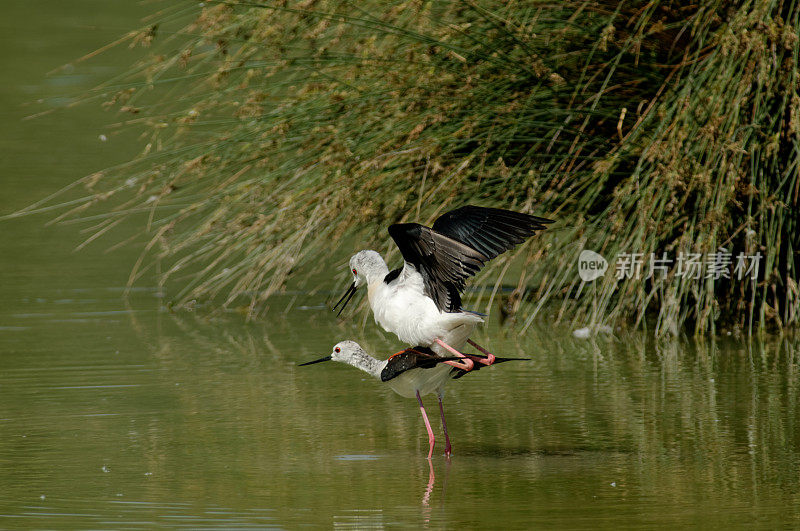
<box><xmin>24</xmin><ymin>0</ymin><xmax>800</xmax><ymax>335</ymax></box>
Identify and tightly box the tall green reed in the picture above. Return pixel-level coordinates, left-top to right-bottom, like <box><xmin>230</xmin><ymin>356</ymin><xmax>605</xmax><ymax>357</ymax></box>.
<box><xmin>16</xmin><ymin>0</ymin><xmax>800</xmax><ymax>335</ymax></box>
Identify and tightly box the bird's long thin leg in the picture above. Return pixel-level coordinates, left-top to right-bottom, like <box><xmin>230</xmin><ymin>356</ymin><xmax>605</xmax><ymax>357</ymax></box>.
<box><xmin>466</xmin><ymin>339</ymin><xmax>496</xmax><ymax>365</ymax></box>
<box><xmin>433</xmin><ymin>339</ymin><xmax>474</xmax><ymax>371</ymax></box>
<box><xmin>438</xmin><ymin>393</ymin><xmax>452</xmax><ymax>457</ymax></box>
<box><xmin>416</xmin><ymin>390</ymin><xmax>435</xmax><ymax>460</ymax></box>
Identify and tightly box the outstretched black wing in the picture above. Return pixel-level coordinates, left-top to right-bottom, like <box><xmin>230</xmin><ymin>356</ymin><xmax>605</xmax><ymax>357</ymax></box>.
<box><xmin>388</xmin><ymin>223</ymin><xmax>486</xmax><ymax>312</ymax></box>
<box><xmin>388</xmin><ymin>206</ymin><xmax>553</xmax><ymax>312</ymax></box>
<box><xmin>432</xmin><ymin>206</ymin><xmax>553</xmax><ymax>260</ymax></box>
<box><xmin>380</xmin><ymin>347</ymin><xmax>458</xmax><ymax>382</ymax></box>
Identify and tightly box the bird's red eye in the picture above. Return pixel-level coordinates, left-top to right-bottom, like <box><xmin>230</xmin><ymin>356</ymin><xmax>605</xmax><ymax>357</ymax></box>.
<box><xmin>334</xmin><ymin>347</ymin><xmax>341</xmax><ymax>353</ymax></box>
<box><xmin>352</xmin><ymin>269</ymin><xmax>357</xmax><ymax>275</ymax></box>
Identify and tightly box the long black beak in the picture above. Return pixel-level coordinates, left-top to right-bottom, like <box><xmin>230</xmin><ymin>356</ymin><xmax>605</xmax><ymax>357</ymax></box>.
<box><xmin>332</xmin><ymin>281</ymin><xmax>357</xmax><ymax>317</ymax></box>
<box><xmin>298</xmin><ymin>355</ymin><xmax>332</xmax><ymax>366</ymax></box>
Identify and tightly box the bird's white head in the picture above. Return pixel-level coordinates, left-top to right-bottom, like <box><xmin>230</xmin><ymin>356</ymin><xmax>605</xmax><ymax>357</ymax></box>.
<box><xmin>332</xmin><ymin>250</ymin><xmax>389</xmax><ymax>316</ymax></box>
<box><xmin>348</xmin><ymin>250</ymin><xmax>388</xmax><ymax>288</ymax></box>
<box><xmin>329</xmin><ymin>340</ymin><xmax>362</xmax><ymax>363</ymax></box>
<box><xmin>298</xmin><ymin>340</ymin><xmax>384</xmax><ymax>379</ymax></box>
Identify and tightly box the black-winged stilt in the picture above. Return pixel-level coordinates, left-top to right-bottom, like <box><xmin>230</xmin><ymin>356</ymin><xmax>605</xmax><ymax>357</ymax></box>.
<box><xmin>333</xmin><ymin>205</ymin><xmax>552</xmax><ymax>368</ymax></box>
<box><xmin>299</xmin><ymin>340</ymin><xmax>528</xmax><ymax>458</ymax></box>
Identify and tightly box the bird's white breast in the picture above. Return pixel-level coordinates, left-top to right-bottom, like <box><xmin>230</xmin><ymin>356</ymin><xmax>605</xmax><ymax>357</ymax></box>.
<box><xmin>387</xmin><ymin>364</ymin><xmax>453</xmax><ymax>398</ymax></box>
<box><xmin>368</xmin><ymin>269</ymin><xmax>483</xmax><ymax>351</ymax></box>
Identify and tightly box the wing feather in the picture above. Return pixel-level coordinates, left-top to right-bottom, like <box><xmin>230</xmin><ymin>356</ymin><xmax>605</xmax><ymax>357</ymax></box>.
<box><xmin>432</xmin><ymin>205</ymin><xmax>552</xmax><ymax>260</ymax></box>
<box><xmin>388</xmin><ymin>205</ymin><xmax>553</xmax><ymax>312</ymax></box>
<box><xmin>388</xmin><ymin>223</ymin><xmax>486</xmax><ymax>312</ymax></box>
<box><xmin>380</xmin><ymin>347</ymin><xmax>458</xmax><ymax>382</ymax></box>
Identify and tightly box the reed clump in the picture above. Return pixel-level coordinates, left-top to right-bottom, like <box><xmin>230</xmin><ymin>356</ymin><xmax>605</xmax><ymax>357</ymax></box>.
<box><xmin>30</xmin><ymin>0</ymin><xmax>800</xmax><ymax>335</ymax></box>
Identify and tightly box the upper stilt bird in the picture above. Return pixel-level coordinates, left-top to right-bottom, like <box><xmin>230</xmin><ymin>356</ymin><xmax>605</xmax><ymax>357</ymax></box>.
<box><xmin>333</xmin><ymin>205</ymin><xmax>552</xmax><ymax>369</ymax></box>
<box><xmin>300</xmin><ymin>340</ymin><xmax>528</xmax><ymax>458</ymax></box>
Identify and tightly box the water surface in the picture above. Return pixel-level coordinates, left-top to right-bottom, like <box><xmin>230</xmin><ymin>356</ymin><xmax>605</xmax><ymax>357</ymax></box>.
<box><xmin>2</xmin><ymin>2</ymin><xmax>800</xmax><ymax>528</ymax></box>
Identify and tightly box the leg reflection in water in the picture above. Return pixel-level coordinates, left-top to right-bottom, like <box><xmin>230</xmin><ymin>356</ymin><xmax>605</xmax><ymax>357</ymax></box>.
<box><xmin>422</xmin><ymin>459</ymin><xmax>435</xmax><ymax>506</ymax></box>
<box><xmin>421</xmin><ymin>457</ymin><xmax>450</xmax><ymax>513</ymax></box>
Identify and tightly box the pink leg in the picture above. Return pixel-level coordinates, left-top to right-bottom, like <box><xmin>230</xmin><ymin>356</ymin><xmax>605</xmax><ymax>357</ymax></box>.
<box><xmin>434</xmin><ymin>339</ymin><xmax>474</xmax><ymax>371</ymax></box>
<box><xmin>416</xmin><ymin>390</ymin><xmax>435</xmax><ymax>459</ymax></box>
<box><xmin>467</xmin><ymin>338</ymin><xmax>496</xmax><ymax>365</ymax></box>
<box><xmin>438</xmin><ymin>394</ymin><xmax>452</xmax><ymax>457</ymax></box>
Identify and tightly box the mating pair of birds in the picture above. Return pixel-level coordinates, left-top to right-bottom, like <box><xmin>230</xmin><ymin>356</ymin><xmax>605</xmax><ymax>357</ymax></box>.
<box><xmin>300</xmin><ymin>205</ymin><xmax>552</xmax><ymax>458</ymax></box>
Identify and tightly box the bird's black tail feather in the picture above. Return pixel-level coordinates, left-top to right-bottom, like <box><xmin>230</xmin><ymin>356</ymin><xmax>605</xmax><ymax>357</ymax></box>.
<box><xmin>450</xmin><ymin>353</ymin><xmax>530</xmax><ymax>379</ymax></box>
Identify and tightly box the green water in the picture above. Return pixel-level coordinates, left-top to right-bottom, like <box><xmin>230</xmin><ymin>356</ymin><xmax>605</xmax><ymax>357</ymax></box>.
<box><xmin>2</xmin><ymin>2</ymin><xmax>800</xmax><ymax>528</ymax></box>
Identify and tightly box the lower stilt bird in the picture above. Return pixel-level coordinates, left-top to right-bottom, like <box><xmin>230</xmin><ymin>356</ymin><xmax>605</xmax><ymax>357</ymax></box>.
<box><xmin>300</xmin><ymin>340</ymin><xmax>528</xmax><ymax>459</ymax></box>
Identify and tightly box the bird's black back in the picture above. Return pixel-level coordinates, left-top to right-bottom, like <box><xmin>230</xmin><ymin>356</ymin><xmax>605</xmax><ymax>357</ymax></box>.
<box><xmin>380</xmin><ymin>346</ymin><xmax>452</xmax><ymax>382</ymax></box>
